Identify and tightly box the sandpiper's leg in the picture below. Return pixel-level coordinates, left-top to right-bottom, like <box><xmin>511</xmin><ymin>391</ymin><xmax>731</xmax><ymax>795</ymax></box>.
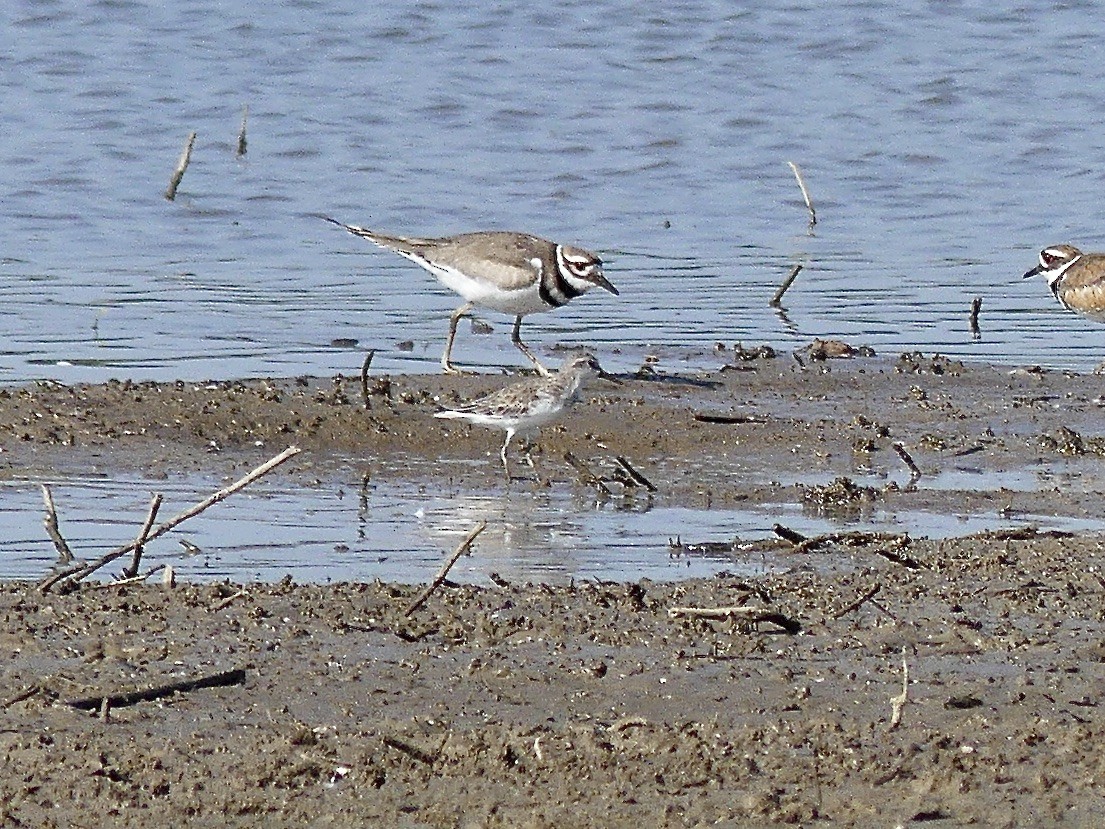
<box><xmin>511</xmin><ymin>315</ymin><xmax>550</xmax><ymax>376</ymax></box>
<box><xmin>443</xmin><ymin>302</ymin><xmax>475</xmax><ymax>374</ymax></box>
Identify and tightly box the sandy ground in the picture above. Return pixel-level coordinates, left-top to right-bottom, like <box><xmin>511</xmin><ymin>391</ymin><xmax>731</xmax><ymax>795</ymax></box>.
<box><xmin>3</xmin><ymin>348</ymin><xmax>1105</xmax><ymax>826</ymax></box>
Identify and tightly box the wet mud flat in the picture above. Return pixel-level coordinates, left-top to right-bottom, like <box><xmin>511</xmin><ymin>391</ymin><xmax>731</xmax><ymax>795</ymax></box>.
<box><xmin>2</xmin><ymin>350</ymin><xmax>1105</xmax><ymax>825</ymax></box>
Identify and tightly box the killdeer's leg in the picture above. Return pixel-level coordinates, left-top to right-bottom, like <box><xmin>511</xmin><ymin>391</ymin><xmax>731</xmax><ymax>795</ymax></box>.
<box><xmin>511</xmin><ymin>315</ymin><xmax>550</xmax><ymax>376</ymax></box>
<box><xmin>443</xmin><ymin>302</ymin><xmax>475</xmax><ymax>375</ymax></box>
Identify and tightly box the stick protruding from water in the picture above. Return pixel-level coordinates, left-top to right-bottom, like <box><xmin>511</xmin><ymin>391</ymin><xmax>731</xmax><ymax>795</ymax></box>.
<box><xmin>165</xmin><ymin>131</ymin><xmax>197</xmax><ymax>201</ymax></box>
<box><xmin>787</xmin><ymin>161</ymin><xmax>817</xmax><ymax>227</ymax></box>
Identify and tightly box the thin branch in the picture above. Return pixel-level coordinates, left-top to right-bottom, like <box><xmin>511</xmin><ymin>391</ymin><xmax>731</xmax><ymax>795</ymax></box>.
<box><xmin>40</xmin><ymin>446</ymin><xmax>301</xmax><ymax>593</ymax></box>
<box><xmin>770</xmin><ymin>264</ymin><xmax>804</xmax><ymax>307</ymax></box>
<box><xmin>66</xmin><ymin>668</ymin><xmax>247</xmax><ymax>711</ymax></box>
<box><xmin>787</xmin><ymin>161</ymin><xmax>817</xmax><ymax>226</ymax></box>
<box><xmin>404</xmin><ymin>521</ymin><xmax>487</xmax><ymax>617</ymax></box>
<box><xmin>122</xmin><ymin>493</ymin><xmax>162</xmax><ymax>579</ymax></box>
<box><xmin>164</xmin><ymin>131</ymin><xmax>197</xmax><ymax>201</ymax></box>
<box><xmin>236</xmin><ymin>105</ymin><xmax>248</xmax><ymax>157</ymax></box>
<box><xmin>40</xmin><ymin>484</ymin><xmax>74</xmax><ymax>564</ymax></box>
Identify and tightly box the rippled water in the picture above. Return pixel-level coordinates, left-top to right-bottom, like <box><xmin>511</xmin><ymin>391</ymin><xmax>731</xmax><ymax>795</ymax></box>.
<box><xmin>4</xmin><ymin>2</ymin><xmax>1105</xmax><ymax>384</ymax></box>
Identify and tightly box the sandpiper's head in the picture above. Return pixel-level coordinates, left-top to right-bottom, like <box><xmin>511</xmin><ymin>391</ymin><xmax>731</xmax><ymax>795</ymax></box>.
<box><xmin>556</xmin><ymin>245</ymin><xmax>618</xmax><ymax>297</ymax></box>
<box><xmin>561</xmin><ymin>352</ymin><xmax>620</xmax><ymax>386</ymax></box>
<box><xmin>1023</xmin><ymin>244</ymin><xmax>1083</xmax><ymax>288</ymax></box>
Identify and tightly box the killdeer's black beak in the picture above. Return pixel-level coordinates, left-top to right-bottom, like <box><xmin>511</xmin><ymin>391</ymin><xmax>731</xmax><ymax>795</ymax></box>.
<box><xmin>1023</xmin><ymin>265</ymin><xmax>1044</xmax><ymax>279</ymax></box>
<box><xmin>594</xmin><ymin>272</ymin><xmax>620</xmax><ymax>296</ymax></box>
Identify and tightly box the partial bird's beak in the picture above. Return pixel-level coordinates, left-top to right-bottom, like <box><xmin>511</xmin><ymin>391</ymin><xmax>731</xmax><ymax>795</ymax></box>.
<box><xmin>597</xmin><ymin>367</ymin><xmax>622</xmax><ymax>386</ymax></box>
<box><xmin>1023</xmin><ymin>265</ymin><xmax>1043</xmax><ymax>279</ymax></box>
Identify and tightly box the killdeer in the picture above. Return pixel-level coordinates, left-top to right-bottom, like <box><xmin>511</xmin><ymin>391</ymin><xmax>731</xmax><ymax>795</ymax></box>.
<box><xmin>324</xmin><ymin>217</ymin><xmax>619</xmax><ymax>374</ymax></box>
<box><xmin>434</xmin><ymin>353</ymin><xmax>618</xmax><ymax>479</ymax></box>
<box><xmin>1024</xmin><ymin>245</ymin><xmax>1105</xmax><ymax>320</ymax></box>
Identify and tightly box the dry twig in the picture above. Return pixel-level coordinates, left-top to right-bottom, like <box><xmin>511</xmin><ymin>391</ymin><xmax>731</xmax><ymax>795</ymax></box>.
<box><xmin>39</xmin><ymin>446</ymin><xmax>301</xmax><ymax>593</ymax></box>
<box><xmin>787</xmin><ymin>161</ymin><xmax>817</xmax><ymax>226</ymax></box>
<box><xmin>404</xmin><ymin>521</ymin><xmax>487</xmax><ymax>617</ymax></box>
<box><xmin>165</xmin><ymin>131</ymin><xmax>197</xmax><ymax>201</ymax></box>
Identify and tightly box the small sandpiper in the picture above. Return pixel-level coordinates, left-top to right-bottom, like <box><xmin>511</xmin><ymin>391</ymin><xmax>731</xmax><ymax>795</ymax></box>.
<box><xmin>434</xmin><ymin>352</ymin><xmax>618</xmax><ymax>480</ymax></box>
<box><xmin>324</xmin><ymin>217</ymin><xmax>619</xmax><ymax>375</ymax></box>
<box><xmin>1024</xmin><ymin>245</ymin><xmax>1105</xmax><ymax>321</ymax></box>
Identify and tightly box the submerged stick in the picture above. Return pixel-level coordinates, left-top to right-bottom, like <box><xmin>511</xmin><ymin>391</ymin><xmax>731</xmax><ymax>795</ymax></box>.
<box><xmin>770</xmin><ymin>264</ymin><xmax>804</xmax><ymax>307</ymax></box>
<box><xmin>404</xmin><ymin>521</ymin><xmax>487</xmax><ymax>617</ymax></box>
<box><xmin>40</xmin><ymin>446</ymin><xmax>301</xmax><ymax>593</ymax></box>
<box><xmin>165</xmin><ymin>131</ymin><xmax>197</xmax><ymax>201</ymax></box>
<box><xmin>236</xmin><ymin>105</ymin><xmax>248</xmax><ymax>157</ymax></box>
<box><xmin>66</xmin><ymin>668</ymin><xmax>246</xmax><ymax>711</ymax></box>
<box><xmin>41</xmin><ymin>484</ymin><xmax>74</xmax><ymax>564</ymax></box>
<box><xmin>787</xmin><ymin>161</ymin><xmax>817</xmax><ymax>226</ymax></box>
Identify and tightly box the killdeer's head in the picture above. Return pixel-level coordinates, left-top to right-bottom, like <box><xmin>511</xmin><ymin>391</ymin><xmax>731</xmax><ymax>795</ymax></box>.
<box><xmin>1023</xmin><ymin>244</ymin><xmax>1084</xmax><ymax>290</ymax></box>
<box><xmin>556</xmin><ymin>246</ymin><xmax>619</xmax><ymax>297</ymax></box>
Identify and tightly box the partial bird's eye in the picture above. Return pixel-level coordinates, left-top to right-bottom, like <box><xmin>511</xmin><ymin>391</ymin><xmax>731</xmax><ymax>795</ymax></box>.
<box><xmin>1042</xmin><ymin>250</ymin><xmax>1062</xmax><ymax>266</ymax></box>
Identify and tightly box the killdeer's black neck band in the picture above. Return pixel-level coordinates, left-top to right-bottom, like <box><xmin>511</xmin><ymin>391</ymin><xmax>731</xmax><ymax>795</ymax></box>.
<box><xmin>541</xmin><ymin>247</ymin><xmax>584</xmax><ymax>307</ymax></box>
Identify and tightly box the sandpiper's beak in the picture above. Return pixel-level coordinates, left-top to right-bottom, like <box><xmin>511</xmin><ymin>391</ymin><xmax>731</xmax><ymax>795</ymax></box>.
<box><xmin>596</xmin><ymin>367</ymin><xmax>622</xmax><ymax>386</ymax></box>
<box><xmin>1023</xmin><ymin>264</ymin><xmax>1044</xmax><ymax>279</ymax></box>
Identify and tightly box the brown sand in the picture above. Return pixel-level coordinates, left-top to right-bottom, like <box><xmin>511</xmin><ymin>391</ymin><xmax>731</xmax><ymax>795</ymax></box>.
<box><xmin>2</xmin><ymin>349</ymin><xmax>1105</xmax><ymax>826</ymax></box>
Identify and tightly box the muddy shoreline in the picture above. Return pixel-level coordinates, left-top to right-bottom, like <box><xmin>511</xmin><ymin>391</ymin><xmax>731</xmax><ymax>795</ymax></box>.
<box><xmin>3</xmin><ymin>350</ymin><xmax>1105</xmax><ymax>826</ymax></box>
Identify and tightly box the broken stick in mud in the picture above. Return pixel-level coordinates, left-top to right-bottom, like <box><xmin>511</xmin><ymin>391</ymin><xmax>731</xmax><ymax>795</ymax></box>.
<box><xmin>38</xmin><ymin>445</ymin><xmax>302</xmax><ymax>594</ymax></box>
<box><xmin>66</xmin><ymin>668</ymin><xmax>247</xmax><ymax>711</ymax></box>
<box><xmin>404</xmin><ymin>520</ymin><xmax>487</xmax><ymax>617</ymax></box>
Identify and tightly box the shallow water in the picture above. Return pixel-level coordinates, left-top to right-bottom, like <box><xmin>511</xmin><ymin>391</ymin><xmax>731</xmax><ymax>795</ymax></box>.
<box><xmin>4</xmin><ymin>2</ymin><xmax>1105</xmax><ymax>385</ymax></box>
<box><xmin>3</xmin><ymin>472</ymin><xmax>1101</xmax><ymax>585</ymax></box>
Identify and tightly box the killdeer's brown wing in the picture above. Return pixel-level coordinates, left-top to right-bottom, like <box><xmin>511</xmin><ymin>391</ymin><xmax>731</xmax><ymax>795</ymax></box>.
<box><xmin>424</xmin><ymin>232</ymin><xmax>553</xmax><ymax>292</ymax></box>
